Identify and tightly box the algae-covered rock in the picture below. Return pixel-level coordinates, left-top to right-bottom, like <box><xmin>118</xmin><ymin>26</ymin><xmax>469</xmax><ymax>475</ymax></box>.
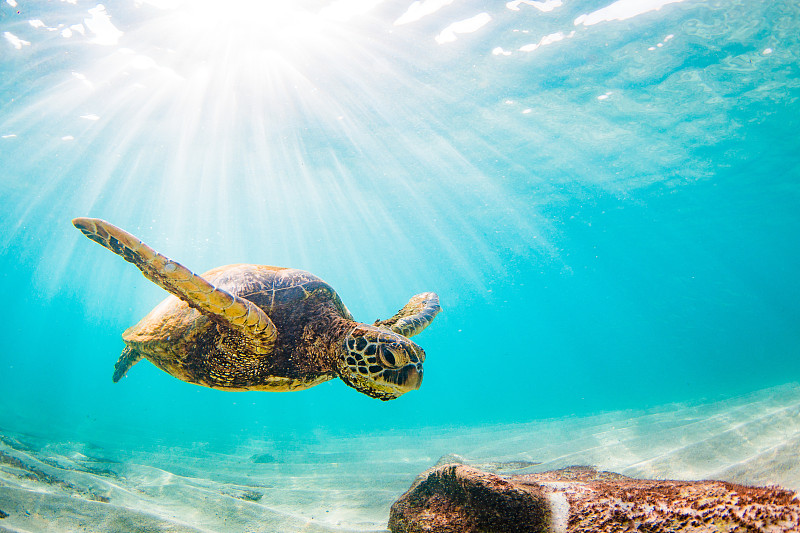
<box><xmin>389</xmin><ymin>464</ymin><xmax>800</xmax><ymax>532</ymax></box>
<box><xmin>389</xmin><ymin>464</ymin><xmax>549</xmax><ymax>533</ymax></box>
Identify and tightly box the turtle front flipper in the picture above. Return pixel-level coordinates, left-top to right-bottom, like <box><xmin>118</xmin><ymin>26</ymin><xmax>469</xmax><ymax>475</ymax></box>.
<box><xmin>72</xmin><ymin>217</ymin><xmax>277</xmax><ymax>352</ymax></box>
<box><xmin>374</xmin><ymin>292</ymin><xmax>441</xmax><ymax>338</ymax></box>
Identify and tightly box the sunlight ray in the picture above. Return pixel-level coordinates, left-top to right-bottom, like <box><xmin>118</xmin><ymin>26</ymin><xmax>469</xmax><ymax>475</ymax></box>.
<box><xmin>2</xmin><ymin>0</ymin><xmax>556</xmax><ymax>304</ymax></box>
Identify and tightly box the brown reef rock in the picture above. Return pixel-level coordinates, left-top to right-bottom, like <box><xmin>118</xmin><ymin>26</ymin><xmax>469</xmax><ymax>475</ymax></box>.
<box><xmin>389</xmin><ymin>463</ymin><xmax>549</xmax><ymax>533</ymax></box>
<box><xmin>389</xmin><ymin>464</ymin><xmax>800</xmax><ymax>533</ymax></box>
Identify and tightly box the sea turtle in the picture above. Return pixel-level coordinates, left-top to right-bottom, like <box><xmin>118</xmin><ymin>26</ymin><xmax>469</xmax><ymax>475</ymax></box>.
<box><xmin>72</xmin><ymin>218</ymin><xmax>440</xmax><ymax>401</ymax></box>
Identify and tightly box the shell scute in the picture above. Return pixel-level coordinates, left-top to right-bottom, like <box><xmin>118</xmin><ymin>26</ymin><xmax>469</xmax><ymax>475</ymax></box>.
<box><xmin>123</xmin><ymin>265</ymin><xmax>345</xmax><ymax>346</ymax></box>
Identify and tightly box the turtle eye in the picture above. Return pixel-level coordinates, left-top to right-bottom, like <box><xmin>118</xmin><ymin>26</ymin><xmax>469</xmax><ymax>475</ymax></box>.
<box><xmin>378</xmin><ymin>345</ymin><xmax>397</xmax><ymax>367</ymax></box>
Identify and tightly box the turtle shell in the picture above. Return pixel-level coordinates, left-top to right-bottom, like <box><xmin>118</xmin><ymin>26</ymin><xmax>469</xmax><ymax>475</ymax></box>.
<box><xmin>120</xmin><ymin>263</ymin><xmax>351</xmax><ymax>389</ymax></box>
<box><xmin>123</xmin><ymin>264</ymin><xmax>352</xmax><ymax>346</ymax></box>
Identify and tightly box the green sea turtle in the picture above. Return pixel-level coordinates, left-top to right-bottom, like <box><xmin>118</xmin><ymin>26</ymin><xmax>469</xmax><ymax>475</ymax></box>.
<box><xmin>72</xmin><ymin>218</ymin><xmax>440</xmax><ymax>401</ymax></box>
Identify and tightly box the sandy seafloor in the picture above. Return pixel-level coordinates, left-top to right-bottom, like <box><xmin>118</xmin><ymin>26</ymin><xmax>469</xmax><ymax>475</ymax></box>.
<box><xmin>1</xmin><ymin>383</ymin><xmax>799</xmax><ymax>533</ymax></box>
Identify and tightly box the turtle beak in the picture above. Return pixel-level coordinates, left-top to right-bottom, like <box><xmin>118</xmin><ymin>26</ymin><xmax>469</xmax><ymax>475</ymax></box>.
<box><xmin>403</xmin><ymin>364</ymin><xmax>423</xmax><ymax>390</ymax></box>
<box><xmin>380</xmin><ymin>362</ymin><xmax>423</xmax><ymax>393</ymax></box>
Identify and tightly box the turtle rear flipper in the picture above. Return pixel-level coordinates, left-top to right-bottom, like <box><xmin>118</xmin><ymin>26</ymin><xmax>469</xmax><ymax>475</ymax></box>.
<box><xmin>72</xmin><ymin>217</ymin><xmax>278</xmax><ymax>353</ymax></box>
<box><xmin>374</xmin><ymin>292</ymin><xmax>441</xmax><ymax>337</ymax></box>
<box><xmin>113</xmin><ymin>346</ymin><xmax>143</xmax><ymax>382</ymax></box>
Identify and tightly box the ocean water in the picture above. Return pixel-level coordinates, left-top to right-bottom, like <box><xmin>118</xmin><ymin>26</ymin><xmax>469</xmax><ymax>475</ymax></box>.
<box><xmin>1</xmin><ymin>0</ymin><xmax>799</xmax><ymax>531</ymax></box>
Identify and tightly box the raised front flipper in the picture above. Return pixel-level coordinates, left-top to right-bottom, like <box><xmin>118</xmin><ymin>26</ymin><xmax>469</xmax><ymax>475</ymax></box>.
<box><xmin>72</xmin><ymin>217</ymin><xmax>277</xmax><ymax>354</ymax></box>
<box><xmin>374</xmin><ymin>292</ymin><xmax>441</xmax><ymax>338</ymax></box>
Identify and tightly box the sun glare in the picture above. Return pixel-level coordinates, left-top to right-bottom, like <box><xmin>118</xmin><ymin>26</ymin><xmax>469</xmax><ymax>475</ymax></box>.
<box><xmin>1</xmin><ymin>0</ymin><xmax>549</xmax><ymax>301</ymax></box>
<box><xmin>132</xmin><ymin>0</ymin><xmax>354</xmax><ymax>75</ymax></box>
<box><xmin>172</xmin><ymin>0</ymin><xmax>329</xmax><ymax>45</ymax></box>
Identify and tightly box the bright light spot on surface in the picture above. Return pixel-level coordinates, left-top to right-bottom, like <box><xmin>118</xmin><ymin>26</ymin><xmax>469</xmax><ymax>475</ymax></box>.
<box><xmin>6</xmin><ymin>0</ymin><xmax>17</xmax><ymax>7</ymax></box>
<box><xmin>435</xmin><ymin>12</ymin><xmax>492</xmax><ymax>44</ymax></box>
<box><xmin>135</xmin><ymin>0</ymin><xmax>179</xmax><ymax>8</ymax></box>
<box><xmin>131</xmin><ymin>54</ymin><xmax>157</xmax><ymax>69</ymax></box>
<box><xmin>519</xmin><ymin>30</ymin><xmax>574</xmax><ymax>52</ymax></box>
<box><xmin>2</xmin><ymin>134</ymin><xmax>17</xmax><ymax>139</ymax></box>
<box><xmin>70</xmin><ymin>24</ymin><xmax>86</xmax><ymax>35</ymax></box>
<box><xmin>71</xmin><ymin>71</ymin><xmax>94</xmax><ymax>89</ymax></box>
<box><xmin>150</xmin><ymin>0</ymin><xmax>346</xmax><ymax>58</ymax></box>
<box><xmin>395</xmin><ymin>0</ymin><xmax>454</xmax><ymax>25</ymax></box>
<box><xmin>649</xmin><ymin>34</ymin><xmax>673</xmax><ymax>50</ymax></box>
<box><xmin>117</xmin><ymin>48</ymin><xmax>162</xmax><ymax>70</ymax></box>
<box><xmin>492</xmin><ymin>46</ymin><xmax>512</xmax><ymax>56</ymax></box>
<box><xmin>574</xmin><ymin>0</ymin><xmax>687</xmax><ymax>26</ymax></box>
<box><xmin>61</xmin><ymin>28</ymin><xmax>73</xmax><ymax>38</ymax></box>
<box><xmin>598</xmin><ymin>91</ymin><xmax>613</xmax><ymax>100</ymax></box>
<box><xmin>506</xmin><ymin>0</ymin><xmax>562</xmax><ymax>12</ymax></box>
<box><xmin>320</xmin><ymin>0</ymin><xmax>384</xmax><ymax>22</ymax></box>
<box><xmin>85</xmin><ymin>4</ymin><xmax>123</xmax><ymax>46</ymax></box>
<box><xmin>61</xmin><ymin>135</ymin><xmax>75</xmax><ymax>141</ymax></box>
<box><xmin>28</xmin><ymin>19</ymin><xmax>65</xmax><ymax>33</ymax></box>
<box><xmin>763</xmin><ymin>47</ymin><xmax>773</xmax><ymax>55</ymax></box>
<box><xmin>3</xmin><ymin>32</ymin><xmax>31</xmax><ymax>49</ymax></box>
<box><xmin>80</xmin><ymin>114</ymin><xmax>100</xmax><ymax>121</ymax></box>
<box><xmin>522</xmin><ymin>108</ymin><xmax>532</xmax><ymax>114</ymax></box>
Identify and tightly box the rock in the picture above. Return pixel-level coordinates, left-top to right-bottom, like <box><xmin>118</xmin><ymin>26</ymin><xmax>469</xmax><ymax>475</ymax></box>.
<box><xmin>527</xmin><ymin>467</ymin><xmax>800</xmax><ymax>533</ymax></box>
<box><xmin>0</xmin><ymin>450</ymin><xmax>110</xmax><ymax>503</ymax></box>
<box><xmin>222</xmin><ymin>488</ymin><xmax>264</xmax><ymax>502</ymax></box>
<box><xmin>238</xmin><ymin>490</ymin><xmax>263</xmax><ymax>502</ymax></box>
<box><xmin>389</xmin><ymin>464</ymin><xmax>800</xmax><ymax>533</ymax></box>
<box><xmin>0</xmin><ymin>508</ymin><xmax>8</xmax><ymax>519</ymax></box>
<box><xmin>389</xmin><ymin>464</ymin><xmax>550</xmax><ymax>533</ymax></box>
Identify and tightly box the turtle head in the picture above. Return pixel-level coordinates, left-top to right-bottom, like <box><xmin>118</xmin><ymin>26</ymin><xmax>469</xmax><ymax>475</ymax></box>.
<box><xmin>337</xmin><ymin>324</ymin><xmax>425</xmax><ymax>401</ymax></box>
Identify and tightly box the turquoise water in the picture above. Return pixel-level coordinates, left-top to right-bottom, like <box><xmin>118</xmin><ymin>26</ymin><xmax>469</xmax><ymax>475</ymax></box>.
<box><xmin>1</xmin><ymin>0</ymin><xmax>799</xmax><ymax>530</ymax></box>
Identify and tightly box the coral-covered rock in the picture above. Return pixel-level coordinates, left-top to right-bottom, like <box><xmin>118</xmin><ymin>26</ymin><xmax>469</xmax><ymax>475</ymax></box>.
<box><xmin>389</xmin><ymin>464</ymin><xmax>549</xmax><ymax>533</ymax></box>
<box><xmin>389</xmin><ymin>464</ymin><xmax>800</xmax><ymax>533</ymax></box>
<box><xmin>528</xmin><ymin>466</ymin><xmax>800</xmax><ymax>532</ymax></box>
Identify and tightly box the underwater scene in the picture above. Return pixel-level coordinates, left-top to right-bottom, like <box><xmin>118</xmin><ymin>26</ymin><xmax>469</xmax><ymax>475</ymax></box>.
<box><xmin>1</xmin><ymin>0</ymin><xmax>799</xmax><ymax>531</ymax></box>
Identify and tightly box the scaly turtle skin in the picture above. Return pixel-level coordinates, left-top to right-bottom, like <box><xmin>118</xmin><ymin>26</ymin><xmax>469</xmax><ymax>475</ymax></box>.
<box><xmin>72</xmin><ymin>218</ymin><xmax>441</xmax><ymax>401</ymax></box>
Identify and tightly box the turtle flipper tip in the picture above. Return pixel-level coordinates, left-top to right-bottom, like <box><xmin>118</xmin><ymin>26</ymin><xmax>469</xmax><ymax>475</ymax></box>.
<box><xmin>72</xmin><ymin>217</ymin><xmax>99</xmax><ymax>230</ymax></box>
<box><xmin>72</xmin><ymin>217</ymin><xmax>110</xmax><ymax>246</ymax></box>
